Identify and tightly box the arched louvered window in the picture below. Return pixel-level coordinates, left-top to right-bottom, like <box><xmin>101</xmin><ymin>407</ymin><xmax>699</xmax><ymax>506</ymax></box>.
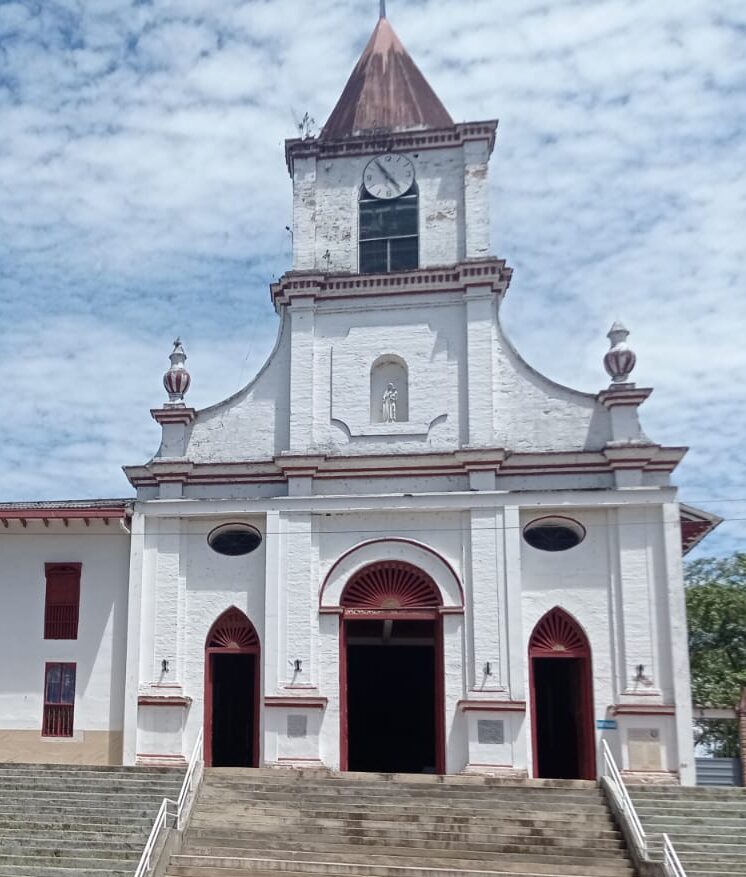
<box><xmin>341</xmin><ymin>561</ymin><xmax>441</xmax><ymax>611</ymax></box>
<box><xmin>529</xmin><ymin>608</ymin><xmax>589</xmax><ymax>658</ymax></box>
<box><xmin>206</xmin><ymin>607</ymin><xmax>260</xmax><ymax>651</ymax></box>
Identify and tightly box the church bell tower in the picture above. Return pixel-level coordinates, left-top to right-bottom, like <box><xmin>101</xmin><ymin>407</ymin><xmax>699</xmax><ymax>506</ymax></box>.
<box><xmin>284</xmin><ymin>8</ymin><xmax>499</xmax><ymax>275</ymax></box>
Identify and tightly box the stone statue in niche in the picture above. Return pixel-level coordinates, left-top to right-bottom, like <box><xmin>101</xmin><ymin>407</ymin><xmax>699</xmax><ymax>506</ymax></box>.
<box><xmin>382</xmin><ymin>383</ymin><xmax>398</xmax><ymax>423</ymax></box>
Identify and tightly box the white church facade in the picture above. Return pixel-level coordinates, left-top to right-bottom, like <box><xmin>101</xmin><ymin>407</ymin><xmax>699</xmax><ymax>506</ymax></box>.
<box><xmin>0</xmin><ymin>12</ymin><xmax>720</xmax><ymax>784</ymax></box>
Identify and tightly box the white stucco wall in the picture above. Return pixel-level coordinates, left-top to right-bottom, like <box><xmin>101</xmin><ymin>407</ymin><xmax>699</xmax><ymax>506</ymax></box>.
<box><xmin>0</xmin><ymin>521</ymin><xmax>130</xmax><ymax>763</ymax></box>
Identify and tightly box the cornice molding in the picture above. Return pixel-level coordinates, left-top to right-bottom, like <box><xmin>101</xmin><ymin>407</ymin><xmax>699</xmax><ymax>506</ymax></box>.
<box><xmin>270</xmin><ymin>259</ymin><xmax>512</xmax><ymax>309</ymax></box>
<box><xmin>285</xmin><ymin>120</ymin><xmax>498</xmax><ymax>173</ymax></box>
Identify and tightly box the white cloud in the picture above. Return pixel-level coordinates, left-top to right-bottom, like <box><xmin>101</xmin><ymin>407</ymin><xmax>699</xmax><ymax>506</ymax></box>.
<box><xmin>0</xmin><ymin>0</ymin><xmax>744</xmax><ymax>558</ymax></box>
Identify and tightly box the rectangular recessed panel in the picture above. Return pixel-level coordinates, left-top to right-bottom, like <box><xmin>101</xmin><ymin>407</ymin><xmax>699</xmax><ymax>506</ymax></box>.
<box><xmin>287</xmin><ymin>715</ymin><xmax>308</xmax><ymax>738</ymax></box>
<box><xmin>628</xmin><ymin>728</ymin><xmax>662</xmax><ymax>771</ymax></box>
<box><xmin>477</xmin><ymin>719</ymin><xmax>504</xmax><ymax>745</ymax></box>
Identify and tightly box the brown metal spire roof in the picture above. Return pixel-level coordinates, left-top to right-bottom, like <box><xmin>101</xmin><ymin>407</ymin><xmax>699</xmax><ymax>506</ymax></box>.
<box><xmin>321</xmin><ymin>14</ymin><xmax>454</xmax><ymax>140</ymax></box>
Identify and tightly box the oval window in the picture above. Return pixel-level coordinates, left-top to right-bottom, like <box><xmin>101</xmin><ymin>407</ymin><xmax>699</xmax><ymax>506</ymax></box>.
<box><xmin>208</xmin><ymin>524</ymin><xmax>262</xmax><ymax>556</ymax></box>
<box><xmin>523</xmin><ymin>517</ymin><xmax>585</xmax><ymax>552</ymax></box>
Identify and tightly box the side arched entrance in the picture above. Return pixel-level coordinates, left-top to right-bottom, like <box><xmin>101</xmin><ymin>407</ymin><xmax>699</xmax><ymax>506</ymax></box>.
<box><xmin>204</xmin><ymin>607</ymin><xmax>260</xmax><ymax>768</ymax></box>
<box><xmin>339</xmin><ymin>561</ymin><xmax>445</xmax><ymax>774</ymax></box>
<box><xmin>529</xmin><ymin>608</ymin><xmax>595</xmax><ymax>780</ymax></box>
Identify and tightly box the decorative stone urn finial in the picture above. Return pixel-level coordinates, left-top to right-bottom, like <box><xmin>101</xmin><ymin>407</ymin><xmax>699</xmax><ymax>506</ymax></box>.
<box><xmin>163</xmin><ymin>338</ymin><xmax>191</xmax><ymax>405</ymax></box>
<box><xmin>604</xmin><ymin>321</ymin><xmax>637</xmax><ymax>385</ymax></box>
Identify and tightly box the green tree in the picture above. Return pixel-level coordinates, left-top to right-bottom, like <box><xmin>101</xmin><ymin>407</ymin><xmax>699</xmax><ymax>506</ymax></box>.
<box><xmin>685</xmin><ymin>552</ymin><xmax>746</xmax><ymax>756</ymax></box>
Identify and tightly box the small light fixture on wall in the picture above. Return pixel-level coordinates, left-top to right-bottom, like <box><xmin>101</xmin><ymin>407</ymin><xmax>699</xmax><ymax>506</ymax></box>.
<box><xmin>294</xmin><ymin>659</ymin><xmax>303</xmax><ymax>674</ymax></box>
<box><xmin>161</xmin><ymin>659</ymin><xmax>169</xmax><ymax>674</ymax></box>
<box><xmin>634</xmin><ymin>664</ymin><xmax>646</xmax><ymax>682</ymax></box>
<box><xmin>483</xmin><ymin>661</ymin><xmax>492</xmax><ymax>677</ymax></box>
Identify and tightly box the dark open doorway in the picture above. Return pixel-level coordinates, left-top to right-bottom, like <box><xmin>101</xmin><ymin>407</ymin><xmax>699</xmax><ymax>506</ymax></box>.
<box><xmin>210</xmin><ymin>653</ymin><xmax>256</xmax><ymax>767</ymax></box>
<box><xmin>344</xmin><ymin>618</ymin><xmax>441</xmax><ymax>774</ymax></box>
<box><xmin>529</xmin><ymin>608</ymin><xmax>595</xmax><ymax>780</ymax></box>
<box><xmin>204</xmin><ymin>606</ymin><xmax>261</xmax><ymax>768</ymax></box>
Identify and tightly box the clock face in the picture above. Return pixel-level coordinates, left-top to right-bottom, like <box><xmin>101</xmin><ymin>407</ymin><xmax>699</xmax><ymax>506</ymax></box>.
<box><xmin>363</xmin><ymin>154</ymin><xmax>415</xmax><ymax>200</ymax></box>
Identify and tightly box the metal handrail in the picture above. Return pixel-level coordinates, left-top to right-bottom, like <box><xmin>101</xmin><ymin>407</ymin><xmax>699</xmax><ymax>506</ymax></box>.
<box><xmin>176</xmin><ymin>729</ymin><xmax>204</xmax><ymax>829</ymax></box>
<box><xmin>601</xmin><ymin>739</ymin><xmax>648</xmax><ymax>858</ymax></box>
<box><xmin>134</xmin><ymin>797</ymin><xmax>173</xmax><ymax>877</ymax></box>
<box><xmin>134</xmin><ymin>729</ymin><xmax>204</xmax><ymax>877</ymax></box>
<box><xmin>663</xmin><ymin>833</ymin><xmax>687</xmax><ymax>877</ymax></box>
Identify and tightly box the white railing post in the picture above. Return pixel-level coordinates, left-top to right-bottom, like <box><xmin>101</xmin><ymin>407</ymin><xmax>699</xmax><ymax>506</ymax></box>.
<box><xmin>133</xmin><ymin>728</ymin><xmax>205</xmax><ymax>877</ymax></box>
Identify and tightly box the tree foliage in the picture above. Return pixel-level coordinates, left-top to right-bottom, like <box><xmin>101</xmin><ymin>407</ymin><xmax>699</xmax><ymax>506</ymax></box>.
<box><xmin>685</xmin><ymin>552</ymin><xmax>746</xmax><ymax>756</ymax></box>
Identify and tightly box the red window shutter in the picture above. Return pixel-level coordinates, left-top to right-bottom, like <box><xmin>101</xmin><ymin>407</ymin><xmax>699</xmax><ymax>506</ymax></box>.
<box><xmin>44</xmin><ymin>563</ymin><xmax>81</xmax><ymax>640</ymax></box>
<box><xmin>42</xmin><ymin>663</ymin><xmax>76</xmax><ymax>737</ymax></box>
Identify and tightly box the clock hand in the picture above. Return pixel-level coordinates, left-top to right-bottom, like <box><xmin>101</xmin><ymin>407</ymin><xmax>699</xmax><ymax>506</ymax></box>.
<box><xmin>375</xmin><ymin>160</ymin><xmax>400</xmax><ymax>192</ymax></box>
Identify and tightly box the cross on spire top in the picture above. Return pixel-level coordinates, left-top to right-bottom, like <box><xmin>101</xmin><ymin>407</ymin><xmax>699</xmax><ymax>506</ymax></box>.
<box><xmin>379</xmin><ymin>0</ymin><xmax>386</xmax><ymax>18</ymax></box>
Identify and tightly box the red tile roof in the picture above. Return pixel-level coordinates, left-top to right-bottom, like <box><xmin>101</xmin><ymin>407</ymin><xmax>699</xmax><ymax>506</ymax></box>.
<box><xmin>321</xmin><ymin>16</ymin><xmax>453</xmax><ymax>140</ymax></box>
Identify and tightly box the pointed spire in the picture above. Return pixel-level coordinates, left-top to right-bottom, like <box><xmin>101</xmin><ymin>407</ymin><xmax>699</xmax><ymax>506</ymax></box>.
<box><xmin>321</xmin><ymin>14</ymin><xmax>453</xmax><ymax>140</ymax></box>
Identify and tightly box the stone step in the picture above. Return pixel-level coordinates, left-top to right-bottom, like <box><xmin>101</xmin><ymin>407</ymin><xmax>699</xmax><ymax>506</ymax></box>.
<box><xmin>0</xmin><ymin>813</ymin><xmax>155</xmax><ymax>831</ymax></box>
<box><xmin>0</xmin><ymin>779</ymin><xmax>182</xmax><ymax>794</ymax></box>
<box><xmin>631</xmin><ymin>787</ymin><xmax>746</xmax><ymax>799</ymax></box>
<box><xmin>641</xmin><ymin>814</ymin><xmax>746</xmax><ymax>830</ymax></box>
<box><xmin>635</xmin><ymin>804</ymin><xmax>746</xmax><ymax>819</ymax></box>
<box><xmin>0</xmin><ymin>868</ymin><xmax>133</xmax><ymax>877</ymax></box>
<box><xmin>0</xmin><ymin>853</ymin><xmax>136</xmax><ymax>870</ymax></box>
<box><xmin>168</xmin><ymin>854</ymin><xmax>634</xmax><ymax>877</ymax></box>
<box><xmin>189</xmin><ymin>805</ymin><xmax>609</xmax><ymax>829</ymax></box>
<box><xmin>0</xmin><ymin>790</ymin><xmax>174</xmax><ymax>808</ymax></box>
<box><xmin>0</xmin><ymin>842</ymin><xmax>141</xmax><ymax>861</ymax></box>
<box><xmin>195</xmin><ymin>793</ymin><xmax>608</xmax><ymax>820</ymax></box>
<box><xmin>201</xmin><ymin>779</ymin><xmax>605</xmax><ymax>800</ymax></box>
<box><xmin>0</xmin><ymin>763</ymin><xmax>181</xmax><ymax>775</ymax></box>
<box><xmin>0</xmin><ymin>826</ymin><xmax>149</xmax><ymax>845</ymax></box>
<box><xmin>182</xmin><ymin>839</ymin><xmax>628</xmax><ymax>866</ymax></box>
<box><xmin>0</xmin><ymin>837</ymin><xmax>146</xmax><ymax>855</ymax></box>
<box><xmin>197</xmin><ymin>788</ymin><xmax>608</xmax><ymax>808</ymax></box>
<box><xmin>205</xmin><ymin>768</ymin><xmax>597</xmax><ymax>790</ymax></box>
<box><xmin>188</xmin><ymin>826</ymin><xmax>624</xmax><ymax>849</ymax></box>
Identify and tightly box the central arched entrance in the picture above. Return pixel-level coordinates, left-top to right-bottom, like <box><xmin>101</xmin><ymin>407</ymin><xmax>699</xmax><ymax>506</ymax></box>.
<box><xmin>529</xmin><ymin>608</ymin><xmax>595</xmax><ymax>780</ymax></box>
<box><xmin>204</xmin><ymin>607</ymin><xmax>260</xmax><ymax>768</ymax></box>
<box><xmin>340</xmin><ymin>561</ymin><xmax>445</xmax><ymax>774</ymax></box>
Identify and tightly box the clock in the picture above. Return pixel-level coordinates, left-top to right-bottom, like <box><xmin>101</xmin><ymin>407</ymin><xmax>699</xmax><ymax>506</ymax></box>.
<box><xmin>363</xmin><ymin>153</ymin><xmax>415</xmax><ymax>200</ymax></box>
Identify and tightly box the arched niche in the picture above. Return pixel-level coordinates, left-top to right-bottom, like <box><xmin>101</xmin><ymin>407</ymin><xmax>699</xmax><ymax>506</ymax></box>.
<box><xmin>370</xmin><ymin>354</ymin><xmax>409</xmax><ymax>423</ymax></box>
<box><xmin>320</xmin><ymin>538</ymin><xmax>464</xmax><ymax>612</ymax></box>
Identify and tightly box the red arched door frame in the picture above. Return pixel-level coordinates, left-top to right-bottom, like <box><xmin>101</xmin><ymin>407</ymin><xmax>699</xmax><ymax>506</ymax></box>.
<box><xmin>204</xmin><ymin>606</ymin><xmax>261</xmax><ymax>767</ymax></box>
<box><xmin>339</xmin><ymin>561</ymin><xmax>445</xmax><ymax>774</ymax></box>
<box><xmin>529</xmin><ymin>607</ymin><xmax>595</xmax><ymax>780</ymax></box>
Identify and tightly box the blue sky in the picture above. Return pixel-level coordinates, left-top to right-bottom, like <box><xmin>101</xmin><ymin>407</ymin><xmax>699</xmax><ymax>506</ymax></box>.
<box><xmin>0</xmin><ymin>0</ymin><xmax>744</xmax><ymax>558</ymax></box>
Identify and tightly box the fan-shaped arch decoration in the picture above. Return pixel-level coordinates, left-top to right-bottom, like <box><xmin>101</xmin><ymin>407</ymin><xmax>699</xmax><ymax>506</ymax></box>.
<box><xmin>529</xmin><ymin>608</ymin><xmax>588</xmax><ymax>657</ymax></box>
<box><xmin>341</xmin><ymin>562</ymin><xmax>441</xmax><ymax>610</ymax></box>
<box><xmin>206</xmin><ymin>607</ymin><xmax>259</xmax><ymax>651</ymax></box>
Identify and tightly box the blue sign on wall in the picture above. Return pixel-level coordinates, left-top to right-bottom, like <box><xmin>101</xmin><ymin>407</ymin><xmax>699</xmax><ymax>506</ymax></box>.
<box><xmin>596</xmin><ymin>719</ymin><xmax>618</xmax><ymax>730</ymax></box>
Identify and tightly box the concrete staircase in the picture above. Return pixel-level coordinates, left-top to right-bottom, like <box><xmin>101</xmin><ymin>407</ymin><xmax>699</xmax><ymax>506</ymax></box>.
<box><xmin>630</xmin><ymin>784</ymin><xmax>746</xmax><ymax>877</ymax></box>
<box><xmin>0</xmin><ymin>762</ymin><xmax>184</xmax><ymax>877</ymax></box>
<box><xmin>167</xmin><ymin>768</ymin><xmax>636</xmax><ymax>877</ymax></box>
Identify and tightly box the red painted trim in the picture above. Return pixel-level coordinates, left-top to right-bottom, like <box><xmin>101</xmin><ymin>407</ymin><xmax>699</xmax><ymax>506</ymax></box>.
<box><xmin>612</xmin><ymin>704</ymin><xmax>676</xmax><ymax>716</ymax></box>
<box><xmin>319</xmin><ymin>538</ymin><xmax>465</xmax><ymax>610</ymax></box>
<box><xmin>138</xmin><ymin>695</ymin><xmax>193</xmax><ymax>707</ymax></box>
<box><xmin>264</xmin><ymin>697</ymin><xmax>328</xmax><ymax>709</ymax></box>
<box><xmin>458</xmin><ymin>700</ymin><xmax>526</xmax><ymax>713</ymax></box>
<box><xmin>339</xmin><ymin>615</ymin><xmax>349</xmax><ymax>772</ymax></box>
<box><xmin>528</xmin><ymin>609</ymin><xmax>595</xmax><ymax>781</ymax></box>
<box><xmin>0</xmin><ymin>508</ymin><xmax>125</xmax><ymax>521</ymax></box>
<box><xmin>204</xmin><ymin>607</ymin><xmax>261</xmax><ymax>768</ymax></box>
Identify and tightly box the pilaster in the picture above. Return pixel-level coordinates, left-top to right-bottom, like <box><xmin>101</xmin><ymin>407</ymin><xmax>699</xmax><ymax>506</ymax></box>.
<box><xmin>122</xmin><ymin>511</ymin><xmax>145</xmax><ymax>765</ymax></box>
<box><xmin>464</xmin><ymin>139</ymin><xmax>491</xmax><ymax>259</ymax></box>
<box><xmin>469</xmin><ymin>508</ymin><xmax>503</xmax><ymax>690</ymax></box>
<box><xmin>289</xmin><ymin>300</ymin><xmax>316</xmax><ymax>453</ymax></box>
<box><xmin>465</xmin><ymin>285</ymin><xmax>494</xmax><ymax>447</ymax></box>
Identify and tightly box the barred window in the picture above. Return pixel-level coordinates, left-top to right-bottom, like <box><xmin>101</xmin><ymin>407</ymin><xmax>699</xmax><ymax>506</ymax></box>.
<box><xmin>44</xmin><ymin>563</ymin><xmax>81</xmax><ymax>639</ymax></box>
<box><xmin>43</xmin><ymin>663</ymin><xmax>76</xmax><ymax>737</ymax></box>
